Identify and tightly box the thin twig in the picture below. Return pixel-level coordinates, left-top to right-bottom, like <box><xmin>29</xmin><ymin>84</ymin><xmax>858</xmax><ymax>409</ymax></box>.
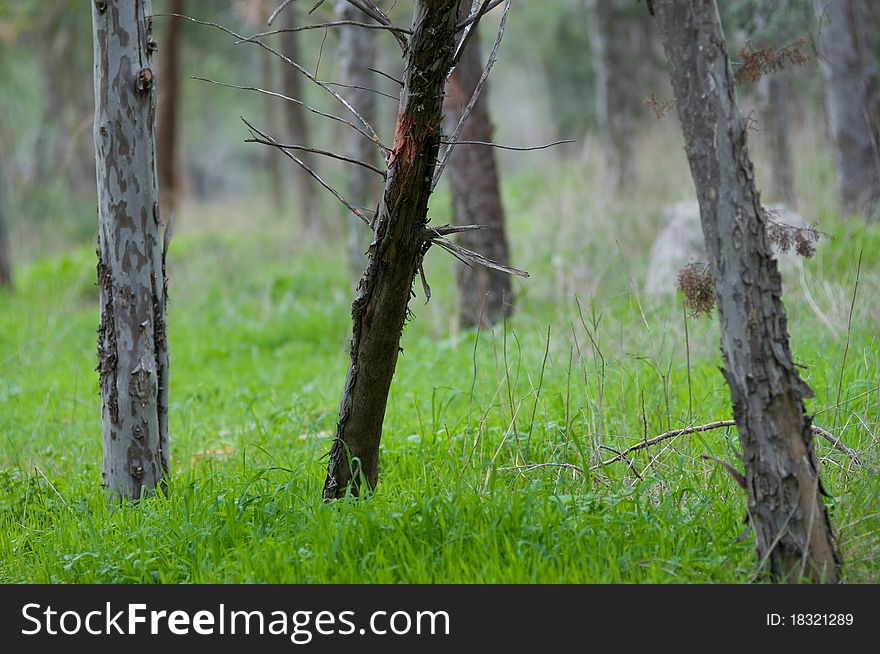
<box><xmin>367</xmin><ymin>66</ymin><xmax>403</xmax><ymax>86</ymax></box>
<box><xmin>159</xmin><ymin>13</ymin><xmax>385</xmax><ymax>148</ymax></box>
<box><xmin>241</xmin><ymin>20</ymin><xmax>412</xmax><ymax>44</ymax></box>
<box><xmin>431</xmin><ymin>235</ymin><xmax>529</xmax><ymax>277</ymax></box>
<box><xmin>33</xmin><ymin>466</ymin><xmax>72</xmax><ymax>513</ymax></box>
<box><xmin>456</xmin><ymin>0</ymin><xmax>505</xmax><ymax>30</ymax></box>
<box><xmin>496</xmin><ymin>462</ymin><xmax>586</xmax><ymax>477</ymax></box>
<box><xmin>267</xmin><ymin>0</ymin><xmax>295</xmax><ymax>25</ymax></box>
<box><xmin>245</xmin><ymin>136</ymin><xmax>387</xmax><ymax>177</ymax></box>
<box><xmin>439</xmin><ymin>138</ymin><xmax>575</xmax><ymax>152</ymax></box>
<box><xmin>812</xmin><ymin>424</ymin><xmax>862</xmax><ymax>466</ymax></box>
<box><xmin>242</xmin><ymin>117</ymin><xmax>372</xmax><ymax>227</ymax></box>
<box><xmin>193</xmin><ymin>76</ymin><xmax>390</xmax><ymax>154</ymax></box>
<box><xmin>420</xmin><ymin>224</ymin><xmax>487</xmax><ymax>239</ymax></box>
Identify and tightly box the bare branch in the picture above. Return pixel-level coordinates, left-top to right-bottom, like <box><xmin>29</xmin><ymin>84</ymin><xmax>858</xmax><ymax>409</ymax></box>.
<box><xmin>343</xmin><ymin>0</ymin><xmax>408</xmax><ymax>50</ymax></box>
<box><xmin>245</xmin><ymin>136</ymin><xmax>387</xmax><ymax>177</ymax></box>
<box><xmin>240</xmin><ymin>20</ymin><xmax>412</xmax><ymax>45</ymax></box>
<box><xmin>431</xmin><ymin>235</ymin><xmax>529</xmax><ymax>277</ymax></box>
<box><xmin>191</xmin><ymin>76</ymin><xmax>391</xmax><ymax>154</ymax></box>
<box><xmin>432</xmin><ymin>0</ymin><xmax>511</xmax><ymax>190</ymax></box>
<box><xmin>420</xmin><ymin>224</ymin><xmax>487</xmax><ymax>239</ymax></box>
<box><xmin>324</xmin><ymin>80</ymin><xmax>398</xmax><ymax>101</ymax></box>
<box><xmin>241</xmin><ymin>117</ymin><xmax>372</xmax><ymax>228</ymax></box>
<box><xmin>439</xmin><ymin>138</ymin><xmax>575</xmax><ymax>152</ymax></box>
<box><xmin>267</xmin><ymin>0</ymin><xmax>296</xmax><ymax>25</ymax></box>
<box><xmin>158</xmin><ymin>13</ymin><xmax>385</xmax><ymax>150</ymax></box>
<box><xmin>367</xmin><ymin>66</ymin><xmax>403</xmax><ymax>87</ymax></box>
<box><xmin>456</xmin><ymin>0</ymin><xmax>505</xmax><ymax>30</ymax></box>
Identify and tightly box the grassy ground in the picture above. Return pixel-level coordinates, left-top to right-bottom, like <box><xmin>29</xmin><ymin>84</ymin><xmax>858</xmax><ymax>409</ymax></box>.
<box><xmin>1</xmin><ymin>128</ymin><xmax>878</xmax><ymax>583</ymax></box>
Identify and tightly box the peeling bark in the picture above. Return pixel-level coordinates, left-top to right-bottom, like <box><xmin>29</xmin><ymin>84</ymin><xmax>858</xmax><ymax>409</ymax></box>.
<box><xmin>337</xmin><ymin>0</ymin><xmax>379</xmax><ymax>284</ymax></box>
<box><xmin>813</xmin><ymin>0</ymin><xmax>880</xmax><ymax>219</ymax></box>
<box><xmin>92</xmin><ymin>0</ymin><xmax>169</xmax><ymax>500</ymax></box>
<box><xmin>654</xmin><ymin>0</ymin><xmax>840</xmax><ymax>583</ymax></box>
<box><xmin>323</xmin><ymin>0</ymin><xmax>460</xmax><ymax>499</ymax></box>
<box><xmin>444</xmin><ymin>0</ymin><xmax>513</xmax><ymax>328</ymax></box>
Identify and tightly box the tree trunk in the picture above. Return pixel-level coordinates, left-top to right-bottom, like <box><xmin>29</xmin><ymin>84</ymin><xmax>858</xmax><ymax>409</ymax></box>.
<box><xmin>585</xmin><ymin>0</ymin><xmax>634</xmax><ymax>191</ymax></box>
<box><xmin>92</xmin><ymin>0</ymin><xmax>169</xmax><ymax>500</ymax></box>
<box><xmin>813</xmin><ymin>0</ymin><xmax>880</xmax><ymax>219</ymax></box>
<box><xmin>337</xmin><ymin>0</ymin><xmax>379</xmax><ymax>285</ymax></box>
<box><xmin>260</xmin><ymin>3</ymin><xmax>284</xmax><ymax>210</ymax></box>
<box><xmin>0</xmin><ymin>166</ymin><xmax>11</xmax><ymax>289</ymax></box>
<box><xmin>282</xmin><ymin>4</ymin><xmax>322</xmax><ymax>237</ymax></box>
<box><xmin>323</xmin><ymin>0</ymin><xmax>459</xmax><ymax>499</ymax></box>
<box><xmin>759</xmin><ymin>74</ymin><xmax>797</xmax><ymax>206</ymax></box>
<box><xmin>444</xmin><ymin>0</ymin><xmax>513</xmax><ymax>328</ymax></box>
<box><xmin>157</xmin><ymin>0</ymin><xmax>183</xmax><ymax>223</ymax></box>
<box><xmin>653</xmin><ymin>0</ymin><xmax>841</xmax><ymax>583</ymax></box>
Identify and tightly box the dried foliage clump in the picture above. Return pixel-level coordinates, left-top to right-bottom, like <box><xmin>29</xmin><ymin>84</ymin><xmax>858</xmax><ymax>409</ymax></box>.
<box><xmin>643</xmin><ymin>92</ymin><xmax>677</xmax><ymax>119</ymax></box>
<box><xmin>766</xmin><ymin>220</ymin><xmax>820</xmax><ymax>257</ymax></box>
<box><xmin>677</xmin><ymin>262</ymin><xmax>715</xmax><ymax>317</ymax></box>
<box><xmin>734</xmin><ymin>38</ymin><xmax>813</xmax><ymax>84</ymax></box>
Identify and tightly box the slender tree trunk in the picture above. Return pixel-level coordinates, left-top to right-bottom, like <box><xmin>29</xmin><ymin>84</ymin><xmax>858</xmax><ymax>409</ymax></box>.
<box><xmin>586</xmin><ymin>0</ymin><xmax>634</xmax><ymax>190</ymax></box>
<box><xmin>813</xmin><ymin>0</ymin><xmax>880</xmax><ymax>219</ymax></box>
<box><xmin>653</xmin><ymin>0</ymin><xmax>841</xmax><ymax>583</ymax></box>
<box><xmin>92</xmin><ymin>0</ymin><xmax>169</xmax><ymax>500</ymax></box>
<box><xmin>0</xmin><ymin>166</ymin><xmax>11</xmax><ymax>289</ymax></box>
<box><xmin>282</xmin><ymin>5</ymin><xmax>322</xmax><ymax>237</ymax></box>
<box><xmin>759</xmin><ymin>74</ymin><xmax>797</xmax><ymax>206</ymax></box>
<box><xmin>157</xmin><ymin>0</ymin><xmax>183</xmax><ymax>223</ymax></box>
<box><xmin>337</xmin><ymin>0</ymin><xmax>378</xmax><ymax>285</ymax></box>
<box><xmin>260</xmin><ymin>2</ymin><xmax>284</xmax><ymax>210</ymax></box>
<box><xmin>444</xmin><ymin>0</ymin><xmax>513</xmax><ymax>328</ymax></box>
<box><xmin>323</xmin><ymin>0</ymin><xmax>459</xmax><ymax>499</ymax></box>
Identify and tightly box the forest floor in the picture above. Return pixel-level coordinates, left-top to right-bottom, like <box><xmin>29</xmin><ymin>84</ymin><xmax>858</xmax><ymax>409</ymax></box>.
<box><xmin>1</xmin><ymin>129</ymin><xmax>878</xmax><ymax>583</ymax></box>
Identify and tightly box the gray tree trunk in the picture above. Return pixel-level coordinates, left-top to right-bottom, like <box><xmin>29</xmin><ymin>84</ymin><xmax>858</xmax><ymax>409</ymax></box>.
<box><xmin>92</xmin><ymin>0</ymin><xmax>169</xmax><ymax>500</ymax></box>
<box><xmin>759</xmin><ymin>74</ymin><xmax>797</xmax><ymax>206</ymax></box>
<box><xmin>323</xmin><ymin>0</ymin><xmax>460</xmax><ymax>499</ymax></box>
<box><xmin>282</xmin><ymin>5</ymin><xmax>322</xmax><ymax>237</ymax></box>
<box><xmin>585</xmin><ymin>0</ymin><xmax>634</xmax><ymax>190</ymax></box>
<box><xmin>813</xmin><ymin>0</ymin><xmax>880</xmax><ymax>219</ymax></box>
<box><xmin>653</xmin><ymin>0</ymin><xmax>841</xmax><ymax>583</ymax></box>
<box><xmin>444</xmin><ymin>0</ymin><xmax>513</xmax><ymax>328</ymax></box>
<box><xmin>337</xmin><ymin>0</ymin><xmax>379</xmax><ymax>284</ymax></box>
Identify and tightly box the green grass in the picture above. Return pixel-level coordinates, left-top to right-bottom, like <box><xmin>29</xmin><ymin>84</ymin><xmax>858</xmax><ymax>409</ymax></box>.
<box><xmin>1</xmin><ymin>133</ymin><xmax>878</xmax><ymax>583</ymax></box>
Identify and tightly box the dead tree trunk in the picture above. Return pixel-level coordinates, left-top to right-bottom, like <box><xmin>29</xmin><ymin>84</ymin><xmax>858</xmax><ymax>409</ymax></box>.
<box><xmin>282</xmin><ymin>5</ymin><xmax>321</xmax><ymax>236</ymax></box>
<box><xmin>653</xmin><ymin>0</ymin><xmax>841</xmax><ymax>583</ymax></box>
<box><xmin>157</xmin><ymin>0</ymin><xmax>182</xmax><ymax>222</ymax></box>
<box><xmin>92</xmin><ymin>0</ymin><xmax>169</xmax><ymax>500</ymax></box>
<box><xmin>444</xmin><ymin>0</ymin><xmax>513</xmax><ymax>328</ymax></box>
<box><xmin>759</xmin><ymin>74</ymin><xmax>797</xmax><ymax>206</ymax></box>
<box><xmin>586</xmin><ymin>0</ymin><xmax>634</xmax><ymax>190</ymax></box>
<box><xmin>813</xmin><ymin>0</ymin><xmax>880</xmax><ymax>219</ymax></box>
<box><xmin>337</xmin><ymin>0</ymin><xmax>378</xmax><ymax>282</ymax></box>
<box><xmin>323</xmin><ymin>0</ymin><xmax>461</xmax><ymax>499</ymax></box>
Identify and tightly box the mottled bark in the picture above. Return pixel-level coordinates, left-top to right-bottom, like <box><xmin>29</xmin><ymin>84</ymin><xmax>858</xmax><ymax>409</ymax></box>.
<box><xmin>813</xmin><ymin>0</ymin><xmax>880</xmax><ymax>219</ymax></box>
<box><xmin>759</xmin><ymin>74</ymin><xmax>797</xmax><ymax>206</ymax></box>
<box><xmin>586</xmin><ymin>0</ymin><xmax>634</xmax><ymax>190</ymax></box>
<box><xmin>654</xmin><ymin>0</ymin><xmax>840</xmax><ymax>583</ymax></box>
<box><xmin>337</xmin><ymin>0</ymin><xmax>379</xmax><ymax>284</ymax></box>
<box><xmin>444</xmin><ymin>0</ymin><xmax>513</xmax><ymax>328</ymax></box>
<box><xmin>282</xmin><ymin>5</ymin><xmax>321</xmax><ymax>237</ymax></box>
<box><xmin>157</xmin><ymin>0</ymin><xmax>183</xmax><ymax>222</ymax></box>
<box><xmin>92</xmin><ymin>0</ymin><xmax>169</xmax><ymax>500</ymax></box>
<box><xmin>323</xmin><ymin>0</ymin><xmax>459</xmax><ymax>499</ymax></box>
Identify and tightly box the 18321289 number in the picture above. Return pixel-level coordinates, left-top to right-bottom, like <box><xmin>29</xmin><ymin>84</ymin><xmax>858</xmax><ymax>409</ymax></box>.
<box><xmin>790</xmin><ymin>614</ymin><xmax>854</xmax><ymax>626</ymax></box>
